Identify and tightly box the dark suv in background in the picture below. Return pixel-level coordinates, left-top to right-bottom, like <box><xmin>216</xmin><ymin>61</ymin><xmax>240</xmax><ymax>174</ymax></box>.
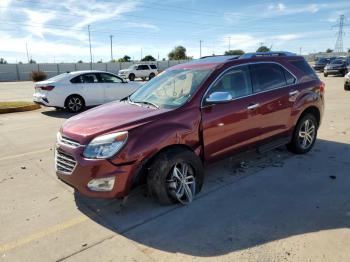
<box><xmin>56</xmin><ymin>52</ymin><xmax>324</xmax><ymax>205</ymax></box>
<box><xmin>324</xmin><ymin>58</ymin><xmax>349</xmax><ymax>77</ymax></box>
<box><xmin>313</xmin><ymin>57</ymin><xmax>335</xmax><ymax>72</ymax></box>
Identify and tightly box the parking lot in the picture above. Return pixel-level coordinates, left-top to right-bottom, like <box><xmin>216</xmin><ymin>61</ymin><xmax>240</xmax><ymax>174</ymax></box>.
<box><xmin>0</xmin><ymin>74</ymin><xmax>349</xmax><ymax>261</ymax></box>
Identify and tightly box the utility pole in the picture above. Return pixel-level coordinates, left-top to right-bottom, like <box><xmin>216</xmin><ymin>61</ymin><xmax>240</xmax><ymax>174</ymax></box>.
<box><xmin>199</xmin><ymin>40</ymin><xmax>203</xmax><ymax>58</ymax></box>
<box><xmin>140</xmin><ymin>48</ymin><xmax>143</xmax><ymax>61</ymax></box>
<box><xmin>110</xmin><ymin>35</ymin><xmax>114</xmax><ymax>61</ymax></box>
<box><xmin>299</xmin><ymin>47</ymin><xmax>302</xmax><ymax>55</ymax></box>
<box><xmin>228</xmin><ymin>36</ymin><xmax>231</xmax><ymax>51</ymax></box>
<box><xmin>25</xmin><ymin>42</ymin><xmax>29</xmax><ymax>63</ymax></box>
<box><xmin>88</xmin><ymin>25</ymin><xmax>93</xmax><ymax>69</ymax></box>
<box><xmin>332</xmin><ymin>15</ymin><xmax>350</xmax><ymax>53</ymax></box>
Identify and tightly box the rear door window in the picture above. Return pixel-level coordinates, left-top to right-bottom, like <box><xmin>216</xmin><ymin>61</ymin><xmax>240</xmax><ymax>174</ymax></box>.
<box><xmin>70</xmin><ymin>74</ymin><xmax>98</xmax><ymax>84</ymax></box>
<box><xmin>150</xmin><ymin>64</ymin><xmax>157</xmax><ymax>69</ymax></box>
<box><xmin>98</xmin><ymin>73</ymin><xmax>123</xmax><ymax>83</ymax></box>
<box><xmin>250</xmin><ymin>63</ymin><xmax>287</xmax><ymax>92</ymax></box>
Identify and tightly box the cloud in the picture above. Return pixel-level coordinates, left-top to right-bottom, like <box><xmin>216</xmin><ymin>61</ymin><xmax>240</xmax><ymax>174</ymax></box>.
<box><xmin>272</xmin><ymin>34</ymin><xmax>303</xmax><ymax>41</ymax></box>
<box><xmin>124</xmin><ymin>22</ymin><xmax>159</xmax><ymax>31</ymax></box>
<box><xmin>60</xmin><ymin>0</ymin><xmax>140</xmax><ymax>29</ymax></box>
<box><xmin>266</xmin><ymin>3</ymin><xmax>320</xmax><ymax>15</ymax></box>
<box><xmin>22</xmin><ymin>9</ymin><xmax>56</xmax><ymax>38</ymax></box>
<box><xmin>221</xmin><ymin>34</ymin><xmax>261</xmax><ymax>50</ymax></box>
<box><xmin>0</xmin><ymin>34</ymin><xmax>144</xmax><ymax>62</ymax></box>
<box><xmin>0</xmin><ymin>0</ymin><xmax>13</xmax><ymax>13</ymax></box>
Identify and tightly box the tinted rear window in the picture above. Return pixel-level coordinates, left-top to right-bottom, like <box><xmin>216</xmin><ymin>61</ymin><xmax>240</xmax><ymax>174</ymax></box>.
<box><xmin>250</xmin><ymin>63</ymin><xmax>287</xmax><ymax>92</ymax></box>
<box><xmin>150</xmin><ymin>64</ymin><xmax>157</xmax><ymax>69</ymax></box>
<box><xmin>289</xmin><ymin>60</ymin><xmax>317</xmax><ymax>80</ymax></box>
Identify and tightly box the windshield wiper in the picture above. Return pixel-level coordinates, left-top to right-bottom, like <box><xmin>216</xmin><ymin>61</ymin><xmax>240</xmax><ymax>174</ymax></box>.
<box><xmin>127</xmin><ymin>97</ymin><xmax>159</xmax><ymax>109</ymax></box>
<box><xmin>133</xmin><ymin>100</ymin><xmax>159</xmax><ymax>109</ymax></box>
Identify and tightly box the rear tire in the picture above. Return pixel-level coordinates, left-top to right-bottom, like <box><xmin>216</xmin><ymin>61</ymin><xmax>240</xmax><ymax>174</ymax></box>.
<box><xmin>129</xmin><ymin>74</ymin><xmax>135</xmax><ymax>81</ymax></box>
<box><xmin>149</xmin><ymin>73</ymin><xmax>155</xmax><ymax>80</ymax></box>
<box><xmin>65</xmin><ymin>95</ymin><xmax>85</xmax><ymax>113</ymax></box>
<box><xmin>147</xmin><ymin>147</ymin><xmax>204</xmax><ymax>205</ymax></box>
<box><xmin>287</xmin><ymin>113</ymin><xmax>318</xmax><ymax>154</ymax></box>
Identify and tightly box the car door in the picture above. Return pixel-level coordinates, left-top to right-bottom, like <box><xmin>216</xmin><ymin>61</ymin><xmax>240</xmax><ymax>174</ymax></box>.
<box><xmin>71</xmin><ymin>73</ymin><xmax>104</xmax><ymax>106</ymax></box>
<box><xmin>136</xmin><ymin>65</ymin><xmax>149</xmax><ymax>78</ymax></box>
<box><xmin>98</xmin><ymin>73</ymin><xmax>138</xmax><ymax>102</ymax></box>
<box><xmin>249</xmin><ymin>62</ymin><xmax>296</xmax><ymax>141</ymax></box>
<box><xmin>201</xmin><ymin>65</ymin><xmax>262</xmax><ymax>162</ymax></box>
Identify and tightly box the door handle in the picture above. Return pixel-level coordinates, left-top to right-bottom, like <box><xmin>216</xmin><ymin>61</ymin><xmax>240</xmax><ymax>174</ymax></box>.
<box><xmin>247</xmin><ymin>103</ymin><xmax>259</xmax><ymax>110</ymax></box>
<box><xmin>289</xmin><ymin>90</ymin><xmax>299</xmax><ymax>97</ymax></box>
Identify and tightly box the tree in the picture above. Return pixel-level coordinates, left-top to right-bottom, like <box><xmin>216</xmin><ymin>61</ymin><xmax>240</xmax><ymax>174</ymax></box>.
<box><xmin>224</xmin><ymin>49</ymin><xmax>245</xmax><ymax>55</ymax></box>
<box><xmin>77</xmin><ymin>60</ymin><xmax>83</xmax><ymax>63</ymax></box>
<box><xmin>97</xmin><ymin>59</ymin><xmax>103</xmax><ymax>63</ymax></box>
<box><xmin>141</xmin><ymin>55</ymin><xmax>156</xmax><ymax>61</ymax></box>
<box><xmin>326</xmin><ymin>48</ymin><xmax>333</xmax><ymax>53</ymax></box>
<box><xmin>0</xmin><ymin>58</ymin><xmax>7</xmax><ymax>64</ymax></box>
<box><xmin>168</xmin><ymin>46</ymin><xmax>188</xmax><ymax>60</ymax></box>
<box><xmin>117</xmin><ymin>55</ymin><xmax>131</xmax><ymax>62</ymax></box>
<box><xmin>256</xmin><ymin>46</ymin><xmax>270</xmax><ymax>52</ymax></box>
<box><xmin>29</xmin><ymin>58</ymin><xmax>36</xmax><ymax>64</ymax></box>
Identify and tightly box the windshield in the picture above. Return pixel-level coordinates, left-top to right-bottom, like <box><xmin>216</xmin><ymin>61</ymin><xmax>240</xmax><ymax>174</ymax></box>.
<box><xmin>129</xmin><ymin>68</ymin><xmax>212</xmax><ymax>109</ymax></box>
<box><xmin>331</xmin><ymin>59</ymin><xmax>344</xmax><ymax>64</ymax></box>
<box><xmin>128</xmin><ymin>65</ymin><xmax>137</xmax><ymax>70</ymax></box>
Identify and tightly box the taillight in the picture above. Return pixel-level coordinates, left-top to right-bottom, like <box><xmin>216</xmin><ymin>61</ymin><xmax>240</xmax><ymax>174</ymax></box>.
<box><xmin>320</xmin><ymin>81</ymin><xmax>325</xmax><ymax>94</ymax></box>
<box><xmin>40</xmin><ymin>85</ymin><xmax>55</xmax><ymax>91</ymax></box>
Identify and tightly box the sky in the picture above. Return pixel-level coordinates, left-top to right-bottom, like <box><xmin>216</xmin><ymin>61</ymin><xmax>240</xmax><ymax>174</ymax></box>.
<box><xmin>0</xmin><ymin>0</ymin><xmax>350</xmax><ymax>63</ymax></box>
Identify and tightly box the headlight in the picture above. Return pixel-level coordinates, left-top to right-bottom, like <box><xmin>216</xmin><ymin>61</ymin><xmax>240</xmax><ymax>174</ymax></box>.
<box><xmin>83</xmin><ymin>131</ymin><xmax>128</xmax><ymax>159</ymax></box>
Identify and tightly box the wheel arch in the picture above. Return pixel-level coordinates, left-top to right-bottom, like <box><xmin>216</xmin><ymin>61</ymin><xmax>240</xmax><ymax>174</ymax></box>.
<box><xmin>64</xmin><ymin>94</ymin><xmax>86</xmax><ymax>108</ymax></box>
<box><xmin>298</xmin><ymin>106</ymin><xmax>321</xmax><ymax>127</ymax></box>
<box><xmin>131</xmin><ymin>144</ymin><xmax>200</xmax><ymax>187</ymax></box>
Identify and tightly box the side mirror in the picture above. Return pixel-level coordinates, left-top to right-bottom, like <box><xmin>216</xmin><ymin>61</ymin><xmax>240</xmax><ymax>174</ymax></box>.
<box><xmin>205</xmin><ymin>92</ymin><xmax>232</xmax><ymax>104</ymax></box>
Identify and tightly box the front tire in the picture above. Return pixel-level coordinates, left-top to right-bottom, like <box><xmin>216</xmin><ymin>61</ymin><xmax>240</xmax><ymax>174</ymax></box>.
<box><xmin>147</xmin><ymin>147</ymin><xmax>204</xmax><ymax>205</ymax></box>
<box><xmin>149</xmin><ymin>73</ymin><xmax>155</xmax><ymax>80</ymax></box>
<box><xmin>324</xmin><ymin>73</ymin><xmax>328</xmax><ymax>77</ymax></box>
<box><xmin>129</xmin><ymin>73</ymin><xmax>135</xmax><ymax>81</ymax></box>
<box><xmin>65</xmin><ymin>95</ymin><xmax>85</xmax><ymax>113</ymax></box>
<box><xmin>287</xmin><ymin>113</ymin><xmax>318</xmax><ymax>154</ymax></box>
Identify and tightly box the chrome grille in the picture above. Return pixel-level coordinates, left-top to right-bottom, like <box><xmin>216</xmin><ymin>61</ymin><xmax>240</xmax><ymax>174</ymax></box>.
<box><xmin>58</xmin><ymin>134</ymin><xmax>80</xmax><ymax>148</ymax></box>
<box><xmin>56</xmin><ymin>150</ymin><xmax>76</xmax><ymax>174</ymax></box>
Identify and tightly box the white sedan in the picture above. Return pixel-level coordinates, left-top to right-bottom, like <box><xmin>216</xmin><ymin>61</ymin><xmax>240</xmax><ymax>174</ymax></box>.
<box><xmin>33</xmin><ymin>70</ymin><xmax>142</xmax><ymax>112</ymax></box>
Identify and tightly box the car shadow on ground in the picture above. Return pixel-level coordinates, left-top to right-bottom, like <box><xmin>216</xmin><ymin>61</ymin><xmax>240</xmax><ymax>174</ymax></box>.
<box><xmin>41</xmin><ymin>110</ymin><xmax>80</xmax><ymax>119</ymax></box>
<box><xmin>74</xmin><ymin>139</ymin><xmax>350</xmax><ymax>257</ymax></box>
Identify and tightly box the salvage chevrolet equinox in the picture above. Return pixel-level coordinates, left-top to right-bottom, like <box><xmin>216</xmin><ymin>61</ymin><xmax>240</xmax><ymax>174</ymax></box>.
<box><xmin>56</xmin><ymin>52</ymin><xmax>324</xmax><ymax>205</ymax></box>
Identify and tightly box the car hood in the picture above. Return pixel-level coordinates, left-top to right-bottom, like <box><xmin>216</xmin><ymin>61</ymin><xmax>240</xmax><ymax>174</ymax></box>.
<box><xmin>61</xmin><ymin>101</ymin><xmax>170</xmax><ymax>144</ymax></box>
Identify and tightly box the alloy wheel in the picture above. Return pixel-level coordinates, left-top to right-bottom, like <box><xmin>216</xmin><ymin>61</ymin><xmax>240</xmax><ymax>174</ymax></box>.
<box><xmin>167</xmin><ymin>162</ymin><xmax>196</xmax><ymax>204</ymax></box>
<box><xmin>68</xmin><ymin>97</ymin><xmax>82</xmax><ymax>112</ymax></box>
<box><xmin>298</xmin><ymin>119</ymin><xmax>316</xmax><ymax>150</ymax></box>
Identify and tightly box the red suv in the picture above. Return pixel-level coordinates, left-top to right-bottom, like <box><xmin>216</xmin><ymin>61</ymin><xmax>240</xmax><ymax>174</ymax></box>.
<box><xmin>56</xmin><ymin>52</ymin><xmax>324</xmax><ymax>205</ymax></box>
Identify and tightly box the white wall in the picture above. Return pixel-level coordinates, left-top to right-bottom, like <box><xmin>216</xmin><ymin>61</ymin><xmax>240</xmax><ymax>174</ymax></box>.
<box><xmin>0</xmin><ymin>60</ymin><xmax>190</xmax><ymax>81</ymax></box>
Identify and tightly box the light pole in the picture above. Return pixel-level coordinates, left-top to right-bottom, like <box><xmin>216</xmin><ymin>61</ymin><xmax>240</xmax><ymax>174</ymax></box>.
<box><xmin>110</xmin><ymin>35</ymin><xmax>114</xmax><ymax>61</ymax></box>
<box><xmin>199</xmin><ymin>40</ymin><xmax>203</xmax><ymax>58</ymax></box>
<box><xmin>88</xmin><ymin>25</ymin><xmax>93</xmax><ymax>69</ymax></box>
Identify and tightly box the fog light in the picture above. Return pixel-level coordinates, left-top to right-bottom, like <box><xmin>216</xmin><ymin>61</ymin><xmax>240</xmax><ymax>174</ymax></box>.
<box><xmin>87</xmin><ymin>177</ymin><xmax>115</xmax><ymax>192</ymax></box>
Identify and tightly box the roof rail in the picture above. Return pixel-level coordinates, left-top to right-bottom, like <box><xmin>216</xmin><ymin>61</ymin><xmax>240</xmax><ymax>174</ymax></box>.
<box><xmin>200</xmin><ymin>55</ymin><xmax>239</xmax><ymax>60</ymax></box>
<box><xmin>239</xmin><ymin>51</ymin><xmax>296</xmax><ymax>59</ymax></box>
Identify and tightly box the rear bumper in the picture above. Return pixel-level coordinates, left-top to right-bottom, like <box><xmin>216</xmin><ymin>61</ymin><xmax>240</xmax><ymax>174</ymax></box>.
<box><xmin>55</xmin><ymin>143</ymin><xmax>140</xmax><ymax>199</ymax></box>
<box><xmin>324</xmin><ymin>69</ymin><xmax>344</xmax><ymax>75</ymax></box>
